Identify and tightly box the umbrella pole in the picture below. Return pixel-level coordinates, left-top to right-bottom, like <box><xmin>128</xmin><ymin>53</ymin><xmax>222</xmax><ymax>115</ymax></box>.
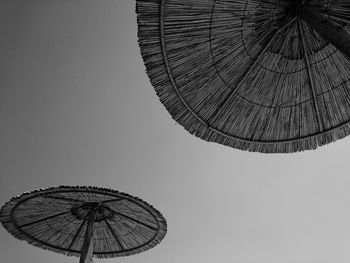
<box><xmin>79</xmin><ymin>206</ymin><xmax>96</xmax><ymax>263</ymax></box>
<box><xmin>297</xmin><ymin>5</ymin><xmax>350</xmax><ymax>59</ymax></box>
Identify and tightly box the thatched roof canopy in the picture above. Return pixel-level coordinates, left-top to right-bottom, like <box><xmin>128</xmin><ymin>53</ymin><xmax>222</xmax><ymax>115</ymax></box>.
<box><xmin>137</xmin><ymin>0</ymin><xmax>350</xmax><ymax>153</ymax></box>
<box><xmin>0</xmin><ymin>186</ymin><xmax>167</xmax><ymax>259</ymax></box>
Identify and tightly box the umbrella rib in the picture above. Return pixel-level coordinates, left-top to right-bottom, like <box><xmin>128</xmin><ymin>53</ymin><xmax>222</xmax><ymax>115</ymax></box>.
<box><xmin>103</xmin><ymin>219</ymin><xmax>125</xmax><ymax>251</ymax></box>
<box><xmin>42</xmin><ymin>195</ymin><xmax>84</xmax><ymax>203</ymax></box>
<box><xmin>104</xmin><ymin>206</ymin><xmax>158</xmax><ymax>231</ymax></box>
<box><xmin>209</xmin><ymin>17</ymin><xmax>297</xmax><ymax>122</ymax></box>
<box><xmin>297</xmin><ymin>19</ymin><xmax>323</xmax><ymax>131</ymax></box>
<box><xmin>327</xmin><ymin>14</ymin><xmax>350</xmax><ymax>25</ymax></box>
<box><xmin>100</xmin><ymin>198</ymin><xmax>124</xmax><ymax>204</ymax></box>
<box><xmin>67</xmin><ymin>217</ymin><xmax>88</xmax><ymax>250</ymax></box>
<box><xmin>18</xmin><ymin>210</ymin><xmax>71</xmax><ymax>228</ymax></box>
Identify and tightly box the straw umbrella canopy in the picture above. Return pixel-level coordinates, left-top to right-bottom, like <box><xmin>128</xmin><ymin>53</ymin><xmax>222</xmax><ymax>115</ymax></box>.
<box><xmin>137</xmin><ymin>0</ymin><xmax>350</xmax><ymax>153</ymax></box>
<box><xmin>0</xmin><ymin>186</ymin><xmax>167</xmax><ymax>263</ymax></box>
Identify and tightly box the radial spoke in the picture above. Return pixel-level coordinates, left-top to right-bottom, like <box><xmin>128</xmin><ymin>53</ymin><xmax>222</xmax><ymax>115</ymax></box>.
<box><xmin>42</xmin><ymin>194</ymin><xmax>84</xmax><ymax>203</ymax></box>
<box><xmin>297</xmin><ymin>19</ymin><xmax>323</xmax><ymax>131</ymax></box>
<box><xmin>18</xmin><ymin>210</ymin><xmax>71</xmax><ymax>228</ymax></box>
<box><xmin>100</xmin><ymin>198</ymin><xmax>124</xmax><ymax>204</ymax></box>
<box><xmin>67</xmin><ymin>218</ymin><xmax>87</xmax><ymax>250</ymax></box>
<box><xmin>210</xmin><ymin>17</ymin><xmax>297</xmax><ymax>122</ymax></box>
<box><xmin>104</xmin><ymin>206</ymin><xmax>158</xmax><ymax>231</ymax></box>
<box><xmin>104</xmin><ymin>219</ymin><xmax>125</xmax><ymax>251</ymax></box>
<box><xmin>327</xmin><ymin>14</ymin><xmax>350</xmax><ymax>25</ymax></box>
<box><xmin>298</xmin><ymin>4</ymin><xmax>350</xmax><ymax>60</ymax></box>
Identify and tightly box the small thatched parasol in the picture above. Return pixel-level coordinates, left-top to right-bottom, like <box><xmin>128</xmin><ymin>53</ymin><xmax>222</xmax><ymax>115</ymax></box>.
<box><xmin>0</xmin><ymin>186</ymin><xmax>167</xmax><ymax>263</ymax></box>
<box><xmin>137</xmin><ymin>0</ymin><xmax>350</xmax><ymax>153</ymax></box>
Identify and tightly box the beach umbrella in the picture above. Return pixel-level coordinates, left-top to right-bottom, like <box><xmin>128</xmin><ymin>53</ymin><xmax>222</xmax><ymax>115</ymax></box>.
<box><xmin>137</xmin><ymin>0</ymin><xmax>350</xmax><ymax>153</ymax></box>
<box><xmin>0</xmin><ymin>186</ymin><xmax>167</xmax><ymax>263</ymax></box>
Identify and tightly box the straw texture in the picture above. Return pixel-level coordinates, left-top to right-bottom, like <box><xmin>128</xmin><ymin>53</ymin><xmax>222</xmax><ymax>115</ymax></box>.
<box><xmin>137</xmin><ymin>0</ymin><xmax>350</xmax><ymax>153</ymax></box>
<box><xmin>0</xmin><ymin>186</ymin><xmax>167</xmax><ymax>259</ymax></box>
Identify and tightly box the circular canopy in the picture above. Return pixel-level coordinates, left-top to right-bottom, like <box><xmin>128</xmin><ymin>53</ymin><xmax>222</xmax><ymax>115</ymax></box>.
<box><xmin>0</xmin><ymin>186</ymin><xmax>167</xmax><ymax>258</ymax></box>
<box><xmin>137</xmin><ymin>0</ymin><xmax>350</xmax><ymax>153</ymax></box>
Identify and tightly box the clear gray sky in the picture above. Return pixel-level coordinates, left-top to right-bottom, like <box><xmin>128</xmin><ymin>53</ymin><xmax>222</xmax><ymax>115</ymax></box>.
<box><xmin>1</xmin><ymin>1</ymin><xmax>350</xmax><ymax>263</ymax></box>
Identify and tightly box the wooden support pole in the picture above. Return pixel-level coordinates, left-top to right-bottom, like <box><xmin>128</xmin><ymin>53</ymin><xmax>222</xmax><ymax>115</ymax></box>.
<box><xmin>79</xmin><ymin>206</ymin><xmax>96</xmax><ymax>263</ymax></box>
<box><xmin>297</xmin><ymin>5</ymin><xmax>350</xmax><ymax>59</ymax></box>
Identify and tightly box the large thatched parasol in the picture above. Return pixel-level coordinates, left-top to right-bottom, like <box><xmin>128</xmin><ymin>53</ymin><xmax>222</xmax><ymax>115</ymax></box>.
<box><xmin>137</xmin><ymin>0</ymin><xmax>350</xmax><ymax>153</ymax></box>
<box><xmin>0</xmin><ymin>186</ymin><xmax>167</xmax><ymax>263</ymax></box>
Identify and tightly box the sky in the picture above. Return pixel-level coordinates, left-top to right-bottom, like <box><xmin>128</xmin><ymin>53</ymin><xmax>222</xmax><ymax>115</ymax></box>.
<box><xmin>1</xmin><ymin>1</ymin><xmax>350</xmax><ymax>263</ymax></box>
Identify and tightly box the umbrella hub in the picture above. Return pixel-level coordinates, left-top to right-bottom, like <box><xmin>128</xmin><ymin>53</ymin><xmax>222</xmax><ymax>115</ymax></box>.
<box><xmin>71</xmin><ymin>202</ymin><xmax>114</xmax><ymax>222</ymax></box>
<box><xmin>254</xmin><ymin>0</ymin><xmax>310</xmax><ymax>25</ymax></box>
<box><xmin>253</xmin><ymin>0</ymin><xmax>328</xmax><ymax>57</ymax></box>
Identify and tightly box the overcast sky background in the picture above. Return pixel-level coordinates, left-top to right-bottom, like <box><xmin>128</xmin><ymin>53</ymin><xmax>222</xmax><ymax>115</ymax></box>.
<box><xmin>1</xmin><ymin>1</ymin><xmax>350</xmax><ymax>263</ymax></box>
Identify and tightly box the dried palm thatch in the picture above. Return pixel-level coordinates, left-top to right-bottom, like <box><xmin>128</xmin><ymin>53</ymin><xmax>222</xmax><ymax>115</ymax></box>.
<box><xmin>137</xmin><ymin>0</ymin><xmax>350</xmax><ymax>153</ymax></box>
<box><xmin>0</xmin><ymin>186</ymin><xmax>167</xmax><ymax>262</ymax></box>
